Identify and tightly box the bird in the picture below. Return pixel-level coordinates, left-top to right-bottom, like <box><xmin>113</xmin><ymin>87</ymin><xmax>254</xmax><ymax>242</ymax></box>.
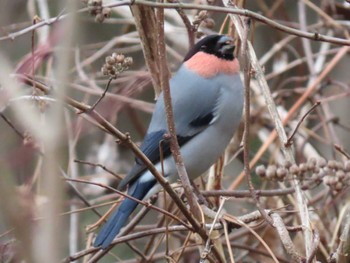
<box><xmin>94</xmin><ymin>34</ymin><xmax>244</xmax><ymax>249</ymax></box>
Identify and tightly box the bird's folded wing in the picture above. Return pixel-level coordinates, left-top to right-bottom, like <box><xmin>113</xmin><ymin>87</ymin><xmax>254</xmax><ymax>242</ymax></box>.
<box><xmin>118</xmin><ymin>76</ymin><xmax>221</xmax><ymax>190</ymax></box>
<box><xmin>117</xmin><ymin>131</ymin><xmax>193</xmax><ymax>190</ymax></box>
<box><xmin>117</xmin><ymin>108</ymin><xmax>217</xmax><ymax>191</ymax></box>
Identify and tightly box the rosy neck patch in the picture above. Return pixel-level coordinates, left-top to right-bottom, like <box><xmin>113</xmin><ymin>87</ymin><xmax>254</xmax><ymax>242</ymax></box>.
<box><xmin>184</xmin><ymin>51</ymin><xmax>240</xmax><ymax>78</ymax></box>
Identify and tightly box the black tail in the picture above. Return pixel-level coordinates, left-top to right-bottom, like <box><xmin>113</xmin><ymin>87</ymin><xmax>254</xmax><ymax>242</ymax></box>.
<box><xmin>94</xmin><ymin>179</ymin><xmax>156</xmax><ymax>249</ymax></box>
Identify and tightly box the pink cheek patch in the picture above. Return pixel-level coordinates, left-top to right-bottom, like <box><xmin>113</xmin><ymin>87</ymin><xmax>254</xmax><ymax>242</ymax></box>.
<box><xmin>184</xmin><ymin>52</ymin><xmax>240</xmax><ymax>78</ymax></box>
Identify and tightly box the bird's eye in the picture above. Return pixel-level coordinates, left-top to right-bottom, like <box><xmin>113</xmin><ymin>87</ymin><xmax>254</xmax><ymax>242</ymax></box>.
<box><xmin>223</xmin><ymin>40</ymin><xmax>233</xmax><ymax>46</ymax></box>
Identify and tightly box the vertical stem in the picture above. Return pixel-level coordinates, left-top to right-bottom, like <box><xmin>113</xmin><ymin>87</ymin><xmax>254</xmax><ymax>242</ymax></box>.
<box><xmin>156</xmin><ymin>5</ymin><xmax>201</xmax><ymax>221</ymax></box>
<box><xmin>65</xmin><ymin>110</ymin><xmax>80</xmax><ymax>255</ymax></box>
<box><xmin>155</xmin><ymin>5</ymin><xmax>224</xmax><ymax>262</ymax></box>
<box><xmin>240</xmin><ymin>18</ymin><xmax>273</xmax><ymax>225</ymax></box>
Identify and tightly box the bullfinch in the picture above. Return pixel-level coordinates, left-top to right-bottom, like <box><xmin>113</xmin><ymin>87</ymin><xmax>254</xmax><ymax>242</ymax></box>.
<box><xmin>94</xmin><ymin>34</ymin><xmax>244</xmax><ymax>249</ymax></box>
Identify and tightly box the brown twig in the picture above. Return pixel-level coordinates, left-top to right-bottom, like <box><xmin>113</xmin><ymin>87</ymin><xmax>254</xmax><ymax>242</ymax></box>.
<box><xmin>240</xmin><ymin>16</ymin><xmax>273</xmax><ymax>226</ymax></box>
<box><xmin>225</xmin><ymin>1</ymin><xmax>324</xmax><ymax>257</ymax></box>
<box><xmin>60</xmin><ymin>170</ymin><xmax>103</xmax><ymax>218</ymax></box>
<box><xmin>18</xmin><ymin>74</ymin><xmax>210</xmax><ymax>245</ymax></box>
<box><xmin>130</xmin><ymin>4</ymin><xmax>163</xmax><ymax>97</ymax></box>
<box><xmin>201</xmin><ymin>177</ymin><xmax>322</xmax><ymax>197</ymax></box>
<box><xmin>156</xmin><ymin>1</ymin><xmax>202</xmax><ymax>231</ymax></box>
<box><xmin>285</xmin><ymin>101</ymin><xmax>321</xmax><ymax>147</ymax></box>
<box><xmin>227</xmin><ymin>242</ymin><xmax>291</xmax><ymax>263</ymax></box>
<box><xmin>222</xmin><ymin>220</ymin><xmax>235</xmax><ymax>263</ymax></box>
<box><xmin>306</xmin><ymin>229</ymin><xmax>320</xmax><ymax>263</ymax></box>
<box><xmin>167</xmin><ymin>0</ymin><xmax>195</xmax><ymax>47</ymax></box>
<box><xmin>120</xmin><ymin>200</ymin><xmax>155</xmax><ymax>236</ymax></box>
<box><xmin>141</xmin><ymin>199</ymin><xmax>176</xmax><ymax>261</ymax></box>
<box><xmin>333</xmin><ymin>204</ymin><xmax>350</xmax><ymax>263</ymax></box>
<box><xmin>232</xmin><ymin>45</ymin><xmax>350</xmax><ymax>190</ymax></box>
<box><xmin>65</xmin><ymin>178</ymin><xmax>190</xmax><ymax>229</ymax></box>
<box><xmin>200</xmin><ymin>197</ymin><xmax>227</xmax><ymax>262</ymax></box>
<box><xmin>74</xmin><ymin>159</ymin><xmax>123</xmax><ymax>180</ymax></box>
<box><xmin>155</xmin><ymin>6</ymin><xmax>224</xmax><ymax>261</ymax></box>
<box><xmin>223</xmin><ymin>213</ymin><xmax>279</xmax><ymax>263</ymax></box>
<box><xmin>85</xmin><ymin>77</ymin><xmax>113</xmax><ymax>112</ymax></box>
<box><xmin>66</xmin><ymin>208</ymin><xmax>293</xmax><ymax>262</ymax></box>
<box><xmin>0</xmin><ymin>113</ymin><xmax>25</xmax><ymax>139</ymax></box>
<box><xmin>3</xmin><ymin>1</ymin><xmax>350</xmax><ymax>46</ymax></box>
<box><xmin>4</xmin><ymin>2</ymin><xmax>350</xmax><ymax>262</ymax></box>
<box><xmin>271</xmin><ymin>212</ymin><xmax>304</xmax><ymax>262</ymax></box>
<box><xmin>63</xmin><ymin>223</ymin><xmax>222</xmax><ymax>262</ymax></box>
<box><xmin>334</xmin><ymin>144</ymin><xmax>350</xmax><ymax>159</ymax></box>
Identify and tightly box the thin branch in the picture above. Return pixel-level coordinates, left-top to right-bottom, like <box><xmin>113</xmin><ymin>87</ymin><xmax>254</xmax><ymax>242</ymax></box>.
<box><xmin>63</xmin><ymin>223</ymin><xmax>222</xmax><ymax>262</ymax></box>
<box><xmin>223</xmin><ymin>220</ymin><xmax>235</xmax><ymax>263</ymax></box>
<box><xmin>85</xmin><ymin>77</ymin><xmax>113</xmax><ymax>112</ymax></box>
<box><xmin>60</xmin><ymin>169</ymin><xmax>103</xmax><ymax>218</ymax></box>
<box><xmin>231</xmin><ymin>46</ymin><xmax>350</xmax><ymax>189</ymax></box>
<box><xmin>155</xmin><ymin>6</ymin><xmax>223</xmax><ymax>261</ymax></box>
<box><xmin>167</xmin><ymin>0</ymin><xmax>195</xmax><ymax>47</ymax></box>
<box><xmin>334</xmin><ymin>204</ymin><xmax>350</xmax><ymax>263</ymax></box>
<box><xmin>271</xmin><ymin>213</ymin><xmax>304</xmax><ymax>262</ymax></box>
<box><xmin>306</xmin><ymin>229</ymin><xmax>320</xmax><ymax>263</ymax></box>
<box><xmin>224</xmin><ymin>1</ymin><xmax>319</xmax><ymax>258</ymax></box>
<box><xmin>17</xmin><ymin>74</ymin><xmax>210</xmax><ymax>244</ymax></box>
<box><xmin>286</xmin><ymin>101</ymin><xmax>321</xmax><ymax>147</ymax></box>
<box><xmin>65</xmin><ymin>178</ymin><xmax>190</xmax><ymax>229</ymax></box>
<box><xmin>334</xmin><ymin>144</ymin><xmax>350</xmax><ymax>159</ymax></box>
<box><xmin>0</xmin><ymin>113</ymin><xmax>25</xmax><ymax>139</ymax></box>
<box><xmin>156</xmin><ymin>0</ymin><xmax>202</xmax><ymax>233</ymax></box>
<box><xmin>201</xmin><ymin>177</ymin><xmax>322</xmax><ymax>197</ymax></box>
<box><xmin>74</xmin><ymin>159</ymin><xmax>123</xmax><ymax>180</ymax></box>
<box><xmin>223</xmin><ymin>213</ymin><xmax>279</xmax><ymax>263</ymax></box>
<box><xmin>3</xmin><ymin>0</ymin><xmax>350</xmax><ymax>46</ymax></box>
<box><xmin>200</xmin><ymin>197</ymin><xmax>227</xmax><ymax>262</ymax></box>
<box><xmin>239</xmin><ymin>17</ymin><xmax>273</xmax><ymax>226</ymax></box>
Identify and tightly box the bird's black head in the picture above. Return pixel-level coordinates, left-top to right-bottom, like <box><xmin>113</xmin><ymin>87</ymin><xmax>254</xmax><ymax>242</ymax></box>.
<box><xmin>184</xmin><ymin>34</ymin><xmax>235</xmax><ymax>62</ymax></box>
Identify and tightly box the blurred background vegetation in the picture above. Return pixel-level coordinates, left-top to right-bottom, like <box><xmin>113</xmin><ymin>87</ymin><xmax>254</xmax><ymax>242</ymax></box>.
<box><xmin>0</xmin><ymin>0</ymin><xmax>350</xmax><ymax>262</ymax></box>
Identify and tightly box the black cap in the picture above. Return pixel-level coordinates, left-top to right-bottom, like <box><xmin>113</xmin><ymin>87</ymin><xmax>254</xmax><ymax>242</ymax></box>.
<box><xmin>184</xmin><ymin>34</ymin><xmax>235</xmax><ymax>62</ymax></box>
